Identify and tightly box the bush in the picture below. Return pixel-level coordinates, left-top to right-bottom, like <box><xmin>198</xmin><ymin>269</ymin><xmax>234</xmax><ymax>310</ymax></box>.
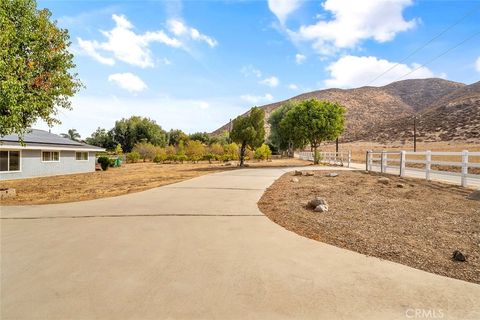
<box><xmin>97</xmin><ymin>156</ymin><xmax>110</xmax><ymax>171</ymax></box>
<box><xmin>203</xmin><ymin>153</ymin><xmax>215</xmax><ymax>163</ymax></box>
<box><xmin>153</xmin><ymin>147</ymin><xmax>167</xmax><ymax>163</ymax></box>
<box><xmin>126</xmin><ymin>151</ymin><xmax>140</xmax><ymax>163</ymax></box>
<box><xmin>132</xmin><ymin>142</ymin><xmax>156</xmax><ymax>162</ymax></box>
<box><xmin>186</xmin><ymin>140</ymin><xmax>205</xmax><ymax>163</ymax></box>
<box><xmin>254</xmin><ymin>144</ymin><xmax>272</xmax><ymax>161</ymax></box>
<box><xmin>223</xmin><ymin>143</ymin><xmax>239</xmax><ymax>161</ymax></box>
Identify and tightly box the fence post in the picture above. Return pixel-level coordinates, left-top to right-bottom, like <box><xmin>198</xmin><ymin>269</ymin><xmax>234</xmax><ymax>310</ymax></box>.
<box><xmin>381</xmin><ymin>151</ymin><xmax>386</xmax><ymax>173</ymax></box>
<box><xmin>399</xmin><ymin>151</ymin><xmax>406</xmax><ymax>177</ymax></box>
<box><xmin>425</xmin><ymin>150</ymin><xmax>431</xmax><ymax>181</ymax></box>
<box><xmin>461</xmin><ymin>150</ymin><xmax>468</xmax><ymax>187</ymax></box>
<box><xmin>348</xmin><ymin>151</ymin><xmax>351</xmax><ymax>168</ymax></box>
<box><xmin>365</xmin><ymin>151</ymin><xmax>370</xmax><ymax>171</ymax></box>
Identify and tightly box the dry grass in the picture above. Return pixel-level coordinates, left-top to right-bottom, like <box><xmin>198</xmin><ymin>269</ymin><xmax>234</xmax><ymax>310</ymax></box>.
<box><xmin>258</xmin><ymin>170</ymin><xmax>480</xmax><ymax>284</ymax></box>
<box><xmin>0</xmin><ymin>159</ymin><xmax>311</xmax><ymax>205</ymax></box>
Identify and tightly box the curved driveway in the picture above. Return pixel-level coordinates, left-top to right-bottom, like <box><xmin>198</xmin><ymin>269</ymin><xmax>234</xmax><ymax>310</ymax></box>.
<box><xmin>1</xmin><ymin>167</ymin><xmax>479</xmax><ymax>319</ymax></box>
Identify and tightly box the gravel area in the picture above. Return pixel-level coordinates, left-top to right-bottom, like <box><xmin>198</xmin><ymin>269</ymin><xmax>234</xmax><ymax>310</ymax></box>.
<box><xmin>258</xmin><ymin>170</ymin><xmax>480</xmax><ymax>284</ymax></box>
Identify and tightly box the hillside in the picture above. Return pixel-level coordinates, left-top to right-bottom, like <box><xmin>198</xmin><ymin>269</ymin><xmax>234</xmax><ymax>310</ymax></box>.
<box><xmin>360</xmin><ymin>81</ymin><xmax>480</xmax><ymax>143</ymax></box>
<box><xmin>212</xmin><ymin>78</ymin><xmax>477</xmax><ymax>143</ymax></box>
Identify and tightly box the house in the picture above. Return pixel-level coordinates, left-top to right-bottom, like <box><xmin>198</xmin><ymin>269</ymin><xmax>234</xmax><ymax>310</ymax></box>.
<box><xmin>0</xmin><ymin>129</ymin><xmax>105</xmax><ymax>180</ymax></box>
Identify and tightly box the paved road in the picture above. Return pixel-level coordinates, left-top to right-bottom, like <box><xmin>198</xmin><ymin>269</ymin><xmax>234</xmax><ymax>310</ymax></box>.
<box><xmin>349</xmin><ymin>162</ymin><xmax>480</xmax><ymax>188</ymax></box>
<box><xmin>1</xmin><ymin>167</ymin><xmax>479</xmax><ymax>319</ymax></box>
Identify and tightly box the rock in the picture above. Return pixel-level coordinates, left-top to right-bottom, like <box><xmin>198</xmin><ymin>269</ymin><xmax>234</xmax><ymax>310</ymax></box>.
<box><xmin>314</xmin><ymin>204</ymin><xmax>329</xmax><ymax>212</ymax></box>
<box><xmin>0</xmin><ymin>188</ymin><xmax>16</xmax><ymax>199</ymax></box>
<box><xmin>291</xmin><ymin>178</ymin><xmax>299</xmax><ymax>183</ymax></box>
<box><xmin>308</xmin><ymin>197</ymin><xmax>328</xmax><ymax>208</ymax></box>
<box><xmin>378</xmin><ymin>177</ymin><xmax>390</xmax><ymax>185</ymax></box>
<box><xmin>224</xmin><ymin>162</ymin><xmax>232</xmax><ymax>166</ymax></box>
<box><xmin>396</xmin><ymin>183</ymin><xmax>405</xmax><ymax>188</ymax></box>
<box><xmin>293</xmin><ymin>170</ymin><xmax>303</xmax><ymax>176</ymax></box>
<box><xmin>452</xmin><ymin>250</ymin><xmax>466</xmax><ymax>262</ymax></box>
<box><xmin>326</xmin><ymin>172</ymin><xmax>338</xmax><ymax>177</ymax></box>
<box><xmin>305</xmin><ymin>172</ymin><xmax>314</xmax><ymax>176</ymax></box>
<box><xmin>467</xmin><ymin>190</ymin><xmax>480</xmax><ymax>201</ymax></box>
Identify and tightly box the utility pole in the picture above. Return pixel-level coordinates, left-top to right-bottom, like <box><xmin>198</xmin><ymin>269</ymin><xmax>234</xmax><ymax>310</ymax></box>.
<box><xmin>413</xmin><ymin>115</ymin><xmax>417</xmax><ymax>152</ymax></box>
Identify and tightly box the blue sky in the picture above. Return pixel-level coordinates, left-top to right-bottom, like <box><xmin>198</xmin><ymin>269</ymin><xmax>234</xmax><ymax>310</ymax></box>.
<box><xmin>36</xmin><ymin>0</ymin><xmax>480</xmax><ymax>137</ymax></box>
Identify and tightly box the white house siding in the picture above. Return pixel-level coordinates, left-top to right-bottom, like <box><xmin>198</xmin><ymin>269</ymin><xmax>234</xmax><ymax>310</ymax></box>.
<box><xmin>0</xmin><ymin>150</ymin><xmax>97</xmax><ymax>180</ymax></box>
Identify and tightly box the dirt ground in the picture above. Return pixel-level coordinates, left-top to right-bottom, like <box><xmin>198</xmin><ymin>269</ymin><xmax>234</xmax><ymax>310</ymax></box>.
<box><xmin>0</xmin><ymin>158</ymin><xmax>311</xmax><ymax>205</ymax></box>
<box><xmin>258</xmin><ymin>170</ymin><xmax>480</xmax><ymax>284</ymax></box>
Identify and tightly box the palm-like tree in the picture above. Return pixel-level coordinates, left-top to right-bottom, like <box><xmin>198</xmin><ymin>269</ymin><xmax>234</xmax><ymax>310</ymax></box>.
<box><xmin>61</xmin><ymin>129</ymin><xmax>81</xmax><ymax>141</ymax></box>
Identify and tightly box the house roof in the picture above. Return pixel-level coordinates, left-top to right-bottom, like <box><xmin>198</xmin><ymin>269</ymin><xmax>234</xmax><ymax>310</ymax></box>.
<box><xmin>0</xmin><ymin>129</ymin><xmax>105</xmax><ymax>152</ymax></box>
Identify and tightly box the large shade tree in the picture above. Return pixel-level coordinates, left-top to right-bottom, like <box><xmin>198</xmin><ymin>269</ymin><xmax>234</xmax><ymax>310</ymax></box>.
<box><xmin>268</xmin><ymin>100</ymin><xmax>298</xmax><ymax>156</ymax></box>
<box><xmin>281</xmin><ymin>99</ymin><xmax>345</xmax><ymax>164</ymax></box>
<box><xmin>0</xmin><ymin>0</ymin><xmax>82</xmax><ymax>137</ymax></box>
<box><xmin>230</xmin><ymin>107</ymin><xmax>265</xmax><ymax>166</ymax></box>
<box><xmin>111</xmin><ymin>116</ymin><xmax>167</xmax><ymax>152</ymax></box>
<box><xmin>85</xmin><ymin>127</ymin><xmax>115</xmax><ymax>150</ymax></box>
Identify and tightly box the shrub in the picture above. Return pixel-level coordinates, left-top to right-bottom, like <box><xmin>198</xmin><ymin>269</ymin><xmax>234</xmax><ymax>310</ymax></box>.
<box><xmin>126</xmin><ymin>151</ymin><xmax>140</xmax><ymax>163</ymax></box>
<box><xmin>223</xmin><ymin>143</ymin><xmax>239</xmax><ymax>161</ymax></box>
<box><xmin>203</xmin><ymin>153</ymin><xmax>215</xmax><ymax>163</ymax></box>
<box><xmin>186</xmin><ymin>140</ymin><xmax>205</xmax><ymax>163</ymax></box>
<box><xmin>132</xmin><ymin>142</ymin><xmax>156</xmax><ymax>162</ymax></box>
<box><xmin>97</xmin><ymin>156</ymin><xmax>110</xmax><ymax>171</ymax></box>
<box><xmin>254</xmin><ymin>144</ymin><xmax>272</xmax><ymax>161</ymax></box>
<box><xmin>153</xmin><ymin>147</ymin><xmax>167</xmax><ymax>163</ymax></box>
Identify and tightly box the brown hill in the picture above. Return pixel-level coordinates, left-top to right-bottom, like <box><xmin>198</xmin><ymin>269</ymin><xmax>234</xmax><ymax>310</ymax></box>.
<box><xmin>212</xmin><ymin>78</ymin><xmax>468</xmax><ymax>142</ymax></box>
<box><xmin>360</xmin><ymin>81</ymin><xmax>480</xmax><ymax>143</ymax></box>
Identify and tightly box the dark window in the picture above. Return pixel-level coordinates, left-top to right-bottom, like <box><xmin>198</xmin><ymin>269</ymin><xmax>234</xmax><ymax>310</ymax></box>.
<box><xmin>0</xmin><ymin>150</ymin><xmax>21</xmax><ymax>172</ymax></box>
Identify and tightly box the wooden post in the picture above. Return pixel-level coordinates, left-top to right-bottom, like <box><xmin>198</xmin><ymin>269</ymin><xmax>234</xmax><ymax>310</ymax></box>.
<box><xmin>347</xmin><ymin>150</ymin><xmax>351</xmax><ymax>168</ymax></box>
<box><xmin>365</xmin><ymin>151</ymin><xmax>370</xmax><ymax>171</ymax></box>
<box><xmin>461</xmin><ymin>150</ymin><xmax>468</xmax><ymax>187</ymax></box>
<box><xmin>425</xmin><ymin>150</ymin><xmax>431</xmax><ymax>181</ymax></box>
<box><xmin>399</xmin><ymin>151</ymin><xmax>406</xmax><ymax>177</ymax></box>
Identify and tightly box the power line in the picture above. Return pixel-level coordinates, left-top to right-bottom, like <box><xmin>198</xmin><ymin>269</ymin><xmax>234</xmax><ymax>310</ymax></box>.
<box><xmin>395</xmin><ymin>29</ymin><xmax>480</xmax><ymax>81</ymax></box>
<box><xmin>364</xmin><ymin>3</ymin><xmax>480</xmax><ymax>86</ymax></box>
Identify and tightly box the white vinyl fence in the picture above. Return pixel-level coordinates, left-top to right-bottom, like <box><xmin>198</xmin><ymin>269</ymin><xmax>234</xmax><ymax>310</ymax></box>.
<box><xmin>366</xmin><ymin>150</ymin><xmax>480</xmax><ymax>187</ymax></box>
<box><xmin>299</xmin><ymin>151</ymin><xmax>351</xmax><ymax>167</ymax></box>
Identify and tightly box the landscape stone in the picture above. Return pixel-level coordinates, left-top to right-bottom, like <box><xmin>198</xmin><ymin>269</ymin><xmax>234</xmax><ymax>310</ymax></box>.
<box><xmin>396</xmin><ymin>183</ymin><xmax>405</xmax><ymax>188</ymax></box>
<box><xmin>293</xmin><ymin>170</ymin><xmax>303</xmax><ymax>176</ymax></box>
<box><xmin>0</xmin><ymin>188</ymin><xmax>16</xmax><ymax>199</ymax></box>
<box><xmin>291</xmin><ymin>178</ymin><xmax>299</xmax><ymax>183</ymax></box>
<box><xmin>308</xmin><ymin>197</ymin><xmax>328</xmax><ymax>209</ymax></box>
<box><xmin>467</xmin><ymin>190</ymin><xmax>480</xmax><ymax>201</ymax></box>
<box><xmin>314</xmin><ymin>204</ymin><xmax>329</xmax><ymax>212</ymax></box>
<box><xmin>305</xmin><ymin>172</ymin><xmax>314</xmax><ymax>176</ymax></box>
<box><xmin>452</xmin><ymin>250</ymin><xmax>466</xmax><ymax>262</ymax></box>
<box><xmin>378</xmin><ymin>177</ymin><xmax>390</xmax><ymax>185</ymax></box>
<box><xmin>326</xmin><ymin>173</ymin><xmax>338</xmax><ymax>177</ymax></box>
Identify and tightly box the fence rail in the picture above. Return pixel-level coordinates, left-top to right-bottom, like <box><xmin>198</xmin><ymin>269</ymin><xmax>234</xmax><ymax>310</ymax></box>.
<box><xmin>299</xmin><ymin>151</ymin><xmax>351</xmax><ymax>167</ymax></box>
<box><xmin>366</xmin><ymin>150</ymin><xmax>480</xmax><ymax>187</ymax></box>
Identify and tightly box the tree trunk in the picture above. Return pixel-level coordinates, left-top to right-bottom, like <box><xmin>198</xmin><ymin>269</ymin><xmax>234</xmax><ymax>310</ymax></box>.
<box><xmin>239</xmin><ymin>142</ymin><xmax>246</xmax><ymax>167</ymax></box>
<box><xmin>313</xmin><ymin>145</ymin><xmax>319</xmax><ymax>164</ymax></box>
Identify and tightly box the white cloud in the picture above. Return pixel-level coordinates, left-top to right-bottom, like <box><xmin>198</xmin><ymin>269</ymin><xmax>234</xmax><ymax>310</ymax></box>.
<box><xmin>289</xmin><ymin>0</ymin><xmax>416</xmax><ymax>54</ymax></box>
<box><xmin>167</xmin><ymin>19</ymin><xmax>218</xmax><ymax>48</ymax></box>
<box><xmin>476</xmin><ymin>57</ymin><xmax>480</xmax><ymax>72</ymax></box>
<box><xmin>241</xmin><ymin>65</ymin><xmax>262</xmax><ymax>78</ymax></box>
<box><xmin>324</xmin><ymin>55</ymin><xmax>440</xmax><ymax>88</ymax></box>
<box><xmin>259</xmin><ymin>76</ymin><xmax>280</xmax><ymax>87</ymax></box>
<box><xmin>295</xmin><ymin>53</ymin><xmax>306</xmax><ymax>64</ymax></box>
<box><xmin>268</xmin><ymin>0</ymin><xmax>302</xmax><ymax>25</ymax></box>
<box><xmin>108</xmin><ymin>73</ymin><xmax>147</xmax><ymax>93</ymax></box>
<box><xmin>240</xmin><ymin>93</ymin><xmax>274</xmax><ymax>104</ymax></box>
<box><xmin>78</xmin><ymin>14</ymin><xmax>181</xmax><ymax>68</ymax></box>
<box><xmin>288</xmin><ymin>83</ymin><xmax>299</xmax><ymax>90</ymax></box>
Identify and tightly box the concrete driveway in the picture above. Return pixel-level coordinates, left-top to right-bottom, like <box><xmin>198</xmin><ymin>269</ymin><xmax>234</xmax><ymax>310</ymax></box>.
<box><xmin>1</xmin><ymin>167</ymin><xmax>479</xmax><ymax>319</ymax></box>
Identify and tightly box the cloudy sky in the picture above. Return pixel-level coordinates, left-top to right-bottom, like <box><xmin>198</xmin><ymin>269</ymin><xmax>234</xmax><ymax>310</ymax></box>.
<box><xmin>36</xmin><ymin>0</ymin><xmax>480</xmax><ymax>137</ymax></box>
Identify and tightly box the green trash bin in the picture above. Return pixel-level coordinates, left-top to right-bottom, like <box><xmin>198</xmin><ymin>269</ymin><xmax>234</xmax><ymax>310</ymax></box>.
<box><xmin>114</xmin><ymin>157</ymin><xmax>122</xmax><ymax>167</ymax></box>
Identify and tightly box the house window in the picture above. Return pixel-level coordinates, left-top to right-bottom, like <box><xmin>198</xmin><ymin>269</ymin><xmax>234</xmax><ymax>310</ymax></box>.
<box><xmin>42</xmin><ymin>151</ymin><xmax>59</xmax><ymax>162</ymax></box>
<box><xmin>0</xmin><ymin>150</ymin><xmax>21</xmax><ymax>172</ymax></box>
<box><xmin>75</xmin><ymin>152</ymin><xmax>88</xmax><ymax>161</ymax></box>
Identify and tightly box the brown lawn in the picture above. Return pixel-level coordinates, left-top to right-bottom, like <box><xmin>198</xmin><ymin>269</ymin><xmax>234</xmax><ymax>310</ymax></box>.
<box><xmin>0</xmin><ymin>158</ymin><xmax>311</xmax><ymax>205</ymax></box>
<box><xmin>258</xmin><ymin>170</ymin><xmax>480</xmax><ymax>284</ymax></box>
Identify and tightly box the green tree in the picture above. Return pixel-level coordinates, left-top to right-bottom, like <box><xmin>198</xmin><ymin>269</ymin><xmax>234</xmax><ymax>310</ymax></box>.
<box><xmin>0</xmin><ymin>0</ymin><xmax>82</xmax><ymax>138</ymax></box>
<box><xmin>167</xmin><ymin>129</ymin><xmax>188</xmax><ymax>146</ymax></box>
<box><xmin>209</xmin><ymin>131</ymin><xmax>230</xmax><ymax>145</ymax></box>
<box><xmin>111</xmin><ymin>116</ymin><xmax>166</xmax><ymax>152</ymax></box>
<box><xmin>188</xmin><ymin>132</ymin><xmax>210</xmax><ymax>144</ymax></box>
<box><xmin>268</xmin><ymin>101</ymin><xmax>298</xmax><ymax>156</ymax></box>
<box><xmin>281</xmin><ymin>99</ymin><xmax>345</xmax><ymax>164</ymax></box>
<box><xmin>60</xmin><ymin>128</ymin><xmax>80</xmax><ymax>141</ymax></box>
<box><xmin>223</xmin><ymin>143</ymin><xmax>239</xmax><ymax>161</ymax></box>
<box><xmin>230</xmin><ymin>107</ymin><xmax>265</xmax><ymax>166</ymax></box>
<box><xmin>114</xmin><ymin>144</ymin><xmax>123</xmax><ymax>155</ymax></box>
<box><xmin>85</xmin><ymin>127</ymin><xmax>115</xmax><ymax>150</ymax></box>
